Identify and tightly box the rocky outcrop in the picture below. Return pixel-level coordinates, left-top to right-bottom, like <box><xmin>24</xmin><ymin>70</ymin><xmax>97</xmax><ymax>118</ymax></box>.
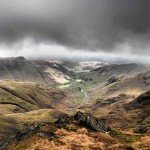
<box><xmin>1</xmin><ymin>112</ymin><xmax>110</xmax><ymax>149</ymax></box>
<box><xmin>124</xmin><ymin>91</ymin><xmax>150</xmax><ymax>110</ymax></box>
<box><xmin>106</xmin><ymin>76</ymin><xmax>119</xmax><ymax>85</ymax></box>
<box><xmin>0</xmin><ymin>124</ymin><xmax>40</xmax><ymax>150</ymax></box>
<box><xmin>74</xmin><ymin>111</ymin><xmax>110</xmax><ymax>132</ymax></box>
<box><xmin>55</xmin><ymin>114</ymin><xmax>74</xmax><ymax>126</ymax></box>
<box><xmin>56</xmin><ymin>111</ymin><xmax>110</xmax><ymax>132</ymax></box>
<box><xmin>94</xmin><ymin>94</ymin><xmax>129</xmax><ymax>109</ymax></box>
<box><xmin>133</xmin><ymin>125</ymin><xmax>148</xmax><ymax>134</ymax></box>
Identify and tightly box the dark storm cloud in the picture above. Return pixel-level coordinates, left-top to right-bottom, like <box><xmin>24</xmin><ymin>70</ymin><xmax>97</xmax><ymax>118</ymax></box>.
<box><xmin>0</xmin><ymin>0</ymin><xmax>150</xmax><ymax>54</ymax></box>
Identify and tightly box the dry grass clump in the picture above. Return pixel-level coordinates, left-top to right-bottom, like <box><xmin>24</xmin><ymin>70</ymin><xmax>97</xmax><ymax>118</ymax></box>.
<box><xmin>132</xmin><ymin>136</ymin><xmax>150</xmax><ymax>150</ymax></box>
<box><xmin>8</xmin><ymin>124</ymin><xmax>118</xmax><ymax>150</ymax></box>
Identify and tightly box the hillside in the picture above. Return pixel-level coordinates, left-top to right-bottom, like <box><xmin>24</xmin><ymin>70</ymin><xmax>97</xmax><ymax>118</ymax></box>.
<box><xmin>0</xmin><ymin>58</ymin><xmax>149</xmax><ymax>150</ymax></box>
<box><xmin>79</xmin><ymin>63</ymin><xmax>149</xmax><ymax>84</ymax></box>
<box><xmin>0</xmin><ymin>57</ymin><xmax>45</xmax><ymax>84</ymax></box>
<box><xmin>0</xmin><ymin>79</ymin><xmax>69</xmax><ymax>148</ymax></box>
<box><xmin>5</xmin><ymin>111</ymin><xmax>150</xmax><ymax>150</ymax></box>
<box><xmin>0</xmin><ymin>80</ymin><xmax>67</xmax><ymax>111</ymax></box>
<box><xmin>104</xmin><ymin>69</ymin><xmax>150</xmax><ymax>98</ymax></box>
<box><xmin>0</xmin><ymin>57</ymin><xmax>76</xmax><ymax>85</ymax></box>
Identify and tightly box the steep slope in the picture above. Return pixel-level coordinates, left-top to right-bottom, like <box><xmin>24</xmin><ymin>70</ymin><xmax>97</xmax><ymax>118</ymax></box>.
<box><xmin>92</xmin><ymin>63</ymin><xmax>148</xmax><ymax>75</ymax></box>
<box><xmin>66</xmin><ymin>89</ymin><xmax>150</xmax><ymax>144</ymax></box>
<box><xmin>0</xmin><ymin>57</ymin><xmax>75</xmax><ymax>85</ymax></box>
<box><xmin>4</xmin><ymin>112</ymin><xmax>149</xmax><ymax>150</ymax></box>
<box><xmin>0</xmin><ymin>80</ymin><xmax>68</xmax><ymax>148</ymax></box>
<box><xmin>0</xmin><ymin>57</ymin><xmax>46</xmax><ymax>84</ymax></box>
<box><xmin>34</xmin><ymin>60</ymin><xmax>76</xmax><ymax>84</ymax></box>
<box><xmin>123</xmin><ymin>91</ymin><xmax>150</xmax><ymax>130</ymax></box>
<box><xmin>81</xmin><ymin>63</ymin><xmax>149</xmax><ymax>84</ymax></box>
<box><xmin>74</xmin><ymin>71</ymin><xmax>150</xmax><ymax>133</ymax></box>
<box><xmin>83</xmin><ymin>68</ymin><xmax>150</xmax><ymax>103</ymax></box>
<box><xmin>124</xmin><ymin>91</ymin><xmax>150</xmax><ymax>110</ymax></box>
<box><xmin>105</xmin><ymin>70</ymin><xmax>150</xmax><ymax>98</ymax></box>
<box><xmin>0</xmin><ymin>80</ymin><xmax>66</xmax><ymax>112</ymax></box>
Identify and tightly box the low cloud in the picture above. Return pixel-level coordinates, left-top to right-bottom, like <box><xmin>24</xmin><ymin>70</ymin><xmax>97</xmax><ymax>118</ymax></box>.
<box><xmin>0</xmin><ymin>0</ymin><xmax>150</xmax><ymax>58</ymax></box>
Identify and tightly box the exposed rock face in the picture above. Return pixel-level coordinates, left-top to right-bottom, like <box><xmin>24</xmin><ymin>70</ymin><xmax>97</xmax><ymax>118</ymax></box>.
<box><xmin>133</xmin><ymin>125</ymin><xmax>148</xmax><ymax>134</ymax></box>
<box><xmin>136</xmin><ymin>91</ymin><xmax>150</xmax><ymax>105</ymax></box>
<box><xmin>74</xmin><ymin>112</ymin><xmax>110</xmax><ymax>132</ymax></box>
<box><xmin>124</xmin><ymin>91</ymin><xmax>150</xmax><ymax>110</ymax></box>
<box><xmin>0</xmin><ymin>124</ymin><xmax>40</xmax><ymax>150</ymax></box>
<box><xmin>0</xmin><ymin>57</ymin><xmax>75</xmax><ymax>85</ymax></box>
<box><xmin>107</xmin><ymin>76</ymin><xmax>119</xmax><ymax>85</ymax></box>
<box><xmin>55</xmin><ymin>114</ymin><xmax>73</xmax><ymax>126</ymax></box>
<box><xmin>15</xmin><ymin>124</ymin><xmax>41</xmax><ymax>141</ymax></box>
<box><xmin>55</xmin><ymin>111</ymin><xmax>110</xmax><ymax>132</ymax></box>
<box><xmin>1</xmin><ymin>112</ymin><xmax>109</xmax><ymax>149</ymax></box>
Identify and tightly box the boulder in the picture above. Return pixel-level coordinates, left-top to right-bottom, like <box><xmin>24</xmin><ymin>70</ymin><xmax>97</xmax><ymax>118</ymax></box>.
<box><xmin>74</xmin><ymin>111</ymin><xmax>110</xmax><ymax>132</ymax></box>
<box><xmin>55</xmin><ymin>114</ymin><xmax>73</xmax><ymax>126</ymax></box>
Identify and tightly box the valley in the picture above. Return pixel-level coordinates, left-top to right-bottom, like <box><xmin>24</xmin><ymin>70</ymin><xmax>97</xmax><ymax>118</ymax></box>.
<box><xmin>0</xmin><ymin>57</ymin><xmax>149</xmax><ymax>150</ymax></box>
<box><xmin>0</xmin><ymin>1</ymin><xmax>150</xmax><ymax>149</ymax></box>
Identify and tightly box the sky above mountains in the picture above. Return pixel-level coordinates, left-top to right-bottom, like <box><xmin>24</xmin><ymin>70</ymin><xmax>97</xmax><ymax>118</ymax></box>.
<box><xmin>0</xmin><ymin>0</ymin><xmax>150</xmax><ymax>62</ymax></box>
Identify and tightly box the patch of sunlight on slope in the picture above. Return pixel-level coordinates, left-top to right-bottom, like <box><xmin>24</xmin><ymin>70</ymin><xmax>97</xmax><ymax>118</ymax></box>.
<box><xmin>44</xmin><ymin>67</ymin><xmax>70</xmax><ymax>84</ymax></box>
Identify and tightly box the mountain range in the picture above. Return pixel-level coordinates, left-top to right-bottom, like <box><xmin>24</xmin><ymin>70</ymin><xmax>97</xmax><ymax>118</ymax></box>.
<box><xmin>0</xmin><ymin>57</ymin><xmax>149</xmax><ymax>150</ymax></box>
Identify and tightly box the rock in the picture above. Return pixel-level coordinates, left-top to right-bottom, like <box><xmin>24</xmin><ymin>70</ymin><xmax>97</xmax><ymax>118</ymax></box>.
<box><xmin>36</xmin><ymin>131</ymin><xmax>57</xmax><ymax>140</ymax></box>
<box><xmin>107</xmin><ymin>76</ymin><xmax>118</xmax><ymax>85</ymax></box>
<box><xmin>74</xmin><ymin>111</ymin><xmax>110</xmax><ymax>132</ymax></box>
<box><xmin>55</xmin><ymin>112</ymin><xmax>110</xmax><ymax>132</ymax></box>
<box><xmin>124</xmin><ymin>91</ymin><xmax>150</xmax><ymax>110</ymax></box>
<box><xmin>15</xmin><ymin>124</ymin><xmax>40</xmax><ymax>141</ymax></box>
<box><xmin>16</xmin><ymin>56</ymin><xmax>26</xmax><ymax>61</ymax></box>
<box><xmin>95</xmin><ymin>98</ymin><xmax>117</xmax><ymax>107</ymax></box>
<box><xmin>136</xmin><ymin>91</ymin><xmax>150</xmax><ymax>105</ymax></box>
<box><xmin>55</xmin><ymin>114</ymin><xmax>73</xmax><ymax>126</ymax></box>
<box><xmin>133</xmin><ymin>125</ymin><xmax>148</xmax><ymax>134</ymax></box>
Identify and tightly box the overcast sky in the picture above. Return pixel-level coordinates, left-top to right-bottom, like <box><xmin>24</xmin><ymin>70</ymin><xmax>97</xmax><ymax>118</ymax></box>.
<box><xmin>0</xmin><ymin>0</ymin><xmax>150</xmax><ymax>62</ymax></box>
